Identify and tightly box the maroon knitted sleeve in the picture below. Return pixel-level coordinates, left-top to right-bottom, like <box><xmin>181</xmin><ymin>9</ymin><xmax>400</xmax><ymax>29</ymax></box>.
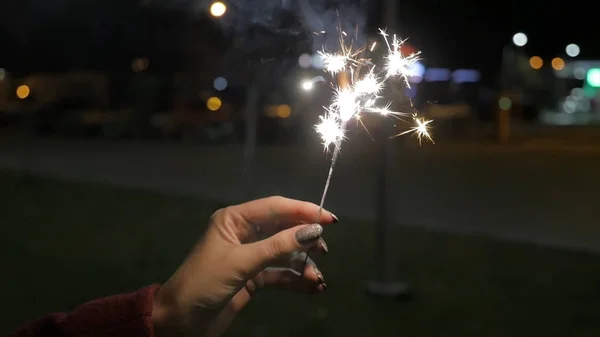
<box><xmin>10</xmin><ymin>285</ymin><xmax>161</xmax><ymax>337</ymax></box>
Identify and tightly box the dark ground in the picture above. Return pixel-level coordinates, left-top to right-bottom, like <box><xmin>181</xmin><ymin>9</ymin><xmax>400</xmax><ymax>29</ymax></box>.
<box><xmin>2</xmin><ymin>134</ymin><xmax>600</xmax><ymax>251</ymax></box>
<box><xmin>3</xmin><ymin>171</ymin><xmax>600</xmax><ymax>337</ymax></box>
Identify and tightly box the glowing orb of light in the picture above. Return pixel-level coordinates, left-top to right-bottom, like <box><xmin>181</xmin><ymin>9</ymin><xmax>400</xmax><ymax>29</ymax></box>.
<box><xmin>566</xmin><ymin>44</ymin><xmax>580</xmax><ymax>57</ymax></box>
<box><xmin>301</xmin><ymin>80</ymin><xmax>313</xmax><ymax>91</ymax></box>
<box><xmin>210</xmin><ymin>2</ymin><xmax>227</xmax><ymax>17</ymax></box>
<box><xmin>16</xmin><ymin>85</ymin><xmax>30</xmax><ymax>99</ymax></box>
<box><xmin>207</xmin><ymin>97</ymin><xmax>222</xmax><ymax>111</ymax></box>
<box><xmin>213</xmin><ymin>77</ymin><xmax>228</xmax><ymax>91</ymax></box>
<box><xmin>512</xmin><ymin>33</ymin><xmax>528</xmax><ymax>47</ymax></box>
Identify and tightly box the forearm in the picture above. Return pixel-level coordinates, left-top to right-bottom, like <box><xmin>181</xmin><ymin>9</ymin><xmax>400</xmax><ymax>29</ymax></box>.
<box><xmin>10</xmin><ymin>285</ymin><xmax>161</xmax><ymax>337</ymax></box>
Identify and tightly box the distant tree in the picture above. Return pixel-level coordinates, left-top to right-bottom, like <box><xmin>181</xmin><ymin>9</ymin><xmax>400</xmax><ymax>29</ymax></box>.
<box><xmin>212</xmin><ymin>0</ymin><xmax>369</xmax><ymax>200</ymax></box>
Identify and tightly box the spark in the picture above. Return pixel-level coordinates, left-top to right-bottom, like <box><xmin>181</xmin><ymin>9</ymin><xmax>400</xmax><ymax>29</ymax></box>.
<box><xmin>304</xmin><ymin>25</ymin><xmax>434</xmax><ymax>276</ymax></box>
<box><xmin>379</xmin><ymin>28</ymin><xmax>421</xmax><ymax>87</ymax></box>
<box><xmin>315</xmin><ymin>111</ymin><xmax>345</xmax><ymax>150</ymax></box>
<box><xmin>393</xmin><ymin>114</ymin><xmax>434</xmax><ymax>145</ymax></box>
<box><xmin>314</xmin><ymin>27</ymin><xmax>430</xmax><ymax>151</ymax></box>
<box><xmin>319</xmin><ymin>52</ymin><xmax>349</xmax><ymax>74</ymax></box>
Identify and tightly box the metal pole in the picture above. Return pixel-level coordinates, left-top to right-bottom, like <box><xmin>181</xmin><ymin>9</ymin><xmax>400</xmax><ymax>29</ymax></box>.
<box><xmin>242</xmin><ymin>74</ymin><xmax>260</xmax><ymax>201</ymax></box>
<box><xmin>498</xmin><ymin>45</ymin><xmax>512</xmax><ymax>144</ymax></box>
<box><xmin>365</xmin><ymin>0</ymin><xmax>410</xmax><ymax>299</ymax></box>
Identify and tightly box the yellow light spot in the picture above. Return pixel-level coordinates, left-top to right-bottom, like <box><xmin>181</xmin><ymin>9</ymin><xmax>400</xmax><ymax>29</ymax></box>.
<box><xmin>552</xmin><ymin>57</ymin><xmax>565</xmax><ymax>71</ymax></box>
<box><xmin>16</xmin><ymin>85</ymin><xmax>30</xmax><ymax>99</ymax></box>
<box><xmin>210</xmin><ymin>2</ymin><xmax>227</xmax><ymax>17</ymax></box>
<box><xmin>206</xmin><ymin>97</ymin><xmax>222</xmax><ymax>111</ymax></box>
<box><xmin>529</xmin><ymin>56</ymin><xmax>543</xmax><ymax>70</ymax></box>
<box><xmin>276</xmin><ymin>105</ymin><xmax>291</xmax><ymax>118</ymax></box>
<box><xmin>132</xmin><ymin>58</ymin><xmax>149</xmax><ymax>72</ymax></box>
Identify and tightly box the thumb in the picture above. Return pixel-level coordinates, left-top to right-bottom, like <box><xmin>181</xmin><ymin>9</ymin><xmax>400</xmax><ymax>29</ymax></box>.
<box><xmin>242</xmin><ymin>224</ymin><xmax>323</xmax><ymax>273</ymax></box>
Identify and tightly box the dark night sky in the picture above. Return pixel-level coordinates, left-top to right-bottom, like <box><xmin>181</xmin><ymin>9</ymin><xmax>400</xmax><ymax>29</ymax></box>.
<box><xmin>0</xmin><ymin>0</ymin><xmax>596</xmax><ymax>79</ymax></box>
<box><xmin>397</xmin><ymin>0</ymin><xmax>597</xmax><ymax>75</ymax></box>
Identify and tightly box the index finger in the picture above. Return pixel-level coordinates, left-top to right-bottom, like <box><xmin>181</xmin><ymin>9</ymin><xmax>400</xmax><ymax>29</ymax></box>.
<box><xmin>231</xmin><ymin>196</ymin><xmax>337</xmax><ymax>234</ymax></box>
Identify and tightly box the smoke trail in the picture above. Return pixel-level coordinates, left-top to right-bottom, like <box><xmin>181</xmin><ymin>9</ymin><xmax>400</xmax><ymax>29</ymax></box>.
<box><xmin>149</xmin><ymin>0</ymin><xmax>369</xmax><ymax>52</ymax></box>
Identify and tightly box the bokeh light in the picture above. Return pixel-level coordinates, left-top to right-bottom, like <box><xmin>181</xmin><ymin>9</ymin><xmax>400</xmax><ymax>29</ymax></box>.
<box><xmin>512</xmin><ymin>33</ymin><xmax>528</xmax><ymax>47</ymax></box>
<box><xmin>311</xmin><ymin>54</ymin><xmax>325</xmax><ymax>69</ymax></box>
<box><xmin>529</xmin><ymin>56</ymin><xmax>543</xmax><ymax>70</ymax></box>
<box><xmin>498</xmin><ymin>97</ymin><xmax>512</xmax><ymax>111</ymax></box>
<box><xmin>551</xmin><ymin>57</ymin><xmax>565</xmax><ymax>71</ymax></box>
<box><xmin>301</xmin><ymin>80</ymin><xmax>313</xmax><ymax>91</ymax></box>
<box><xmin>566</xmin><ymin>44</ymin><xmax>580</xmax><ymax>58</ymax></box>
<box><xmin>213</xmin><ymin>77</ymin><xmax>228</xmax><ymax>91</ymax></box>
<box><xmin>409</xmin><ymin>61</ymin><xmax>426</xmax><ymax>77</ymax></box>
<box><xmin>298</xmin><ymin>53</ymin><xmax>312</xmax><ymax>68</ymax></box>
<box><xmin>132</xmin><ymin>58</ymin><xmax>149</xmax><ymax>72</ymax></box>
<box><xmin>587</xmin><ymin>68</ymin><xmax>600</xmax><ymax>88</ymax></box>
<box><xmin>276</xmin><ymin>105</ymin><xmax>291</xmax><ymax>118</ymax></box>
<box><xmin>0</xmin><ymin>68</ymin><xmax>5</xmax><ymax>81</ymax></box>
<box><xmin>574</xmin><ymin>67</ymin><xmax>586</xmax><ymax>80</ymax></box>
<box><xmin>16</xmin><ymin>85</ymin><xmax>30</xmax><ymax>99</ymax></box>
<box><xmin>206</xmin><ymin>97</ymin><xmax>222</xmax><ymax>111</ymax></box>
<box><xmin>210</xmin><ymin>2</ymin><xmax>227</xmax><ymax>17</ymax></box>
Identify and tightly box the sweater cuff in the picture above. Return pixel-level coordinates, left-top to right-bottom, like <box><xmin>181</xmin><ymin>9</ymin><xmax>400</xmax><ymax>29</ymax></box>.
<box><xmin>12</xmin><ymin>284</ymin><xmax>161</xmax><ymax>337</ymax></box>
<box><xmin>69</xmin><ymin>284</ymin><xmax>161</xmax><ymax>337</ymax></box>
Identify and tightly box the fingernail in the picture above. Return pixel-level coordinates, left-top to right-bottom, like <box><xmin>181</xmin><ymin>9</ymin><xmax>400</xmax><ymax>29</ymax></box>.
<box><xmin>319</xmin><ymin>283</ymin><xmax>328</xmax><ymax>291</ymax></box>
<box><xmin>295</xmin><ymin>224</ymin><xmax>323</xmax><ymax>244</ymax></box>
<box><xmin>318</xmin><ymin>237</ymin><xmax>329</xmax><ymax>254</ymax></box>
<box><xmin>330</xmin><ymin>212</ymin><xmax>339</xmax><ymax>223</ymax></box>
<box><xmin>313</xmin><ymin>266</ymin><xmax>325</xmax><ymax>284</ymax></box>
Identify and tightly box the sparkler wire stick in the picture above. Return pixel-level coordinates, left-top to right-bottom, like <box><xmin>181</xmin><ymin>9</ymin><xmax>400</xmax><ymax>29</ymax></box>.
<box><xmin>300</xmin><ymin>27</ymin><xmax>433</xmax><ymax>277</ymax></box>
<box><xmin>301</xmin><ymin>71</ymin><xmax>350</xmax><ymax>276</ymax></box>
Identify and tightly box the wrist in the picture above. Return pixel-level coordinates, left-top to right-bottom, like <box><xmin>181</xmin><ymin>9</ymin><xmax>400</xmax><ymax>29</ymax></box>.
<box><xmin>152</xmin><ymin>295</ymin><xmax>169</xmax><ymax>337</ymax></box>
<box><xmin>152</xmin><ymin>290</ymin><xmax>187</xmax><ymax>337</ymax></box>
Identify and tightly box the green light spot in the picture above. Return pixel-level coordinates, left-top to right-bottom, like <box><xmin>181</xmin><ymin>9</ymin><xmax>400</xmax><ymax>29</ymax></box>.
<box><xmin>498</xmin><ymin>97</ymin><xmax>512</xmax><ymax>111</ymax></box>
<box><xmin>587</xmin><ymin>68</ymin><xmax>600</xmax><ymax>88</ymax></box>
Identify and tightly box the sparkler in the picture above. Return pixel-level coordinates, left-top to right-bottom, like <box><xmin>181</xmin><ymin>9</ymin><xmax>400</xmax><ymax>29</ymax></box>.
<box><xmin>303</xmin><ymin>27</ymin><xmax>433</xmax><ymax>273</ymax></box>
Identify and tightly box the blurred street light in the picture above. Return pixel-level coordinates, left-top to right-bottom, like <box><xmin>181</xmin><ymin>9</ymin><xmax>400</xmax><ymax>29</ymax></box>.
<box><xmin>206</xmin><ymin>97</ymin><xmax>222</xmax><ymax>111</ymax></box>
<box><xmin>566</xmin><ymin>43</ymin><xmax>580</xmax><ymax>57</ymax></box>
<box><xmin>16</xmin><ymin>85</ymin><xmax>30</xmax><ymax>99</ymax></box>
<box><xmin>298</xmin><ymin>53</ymin><xmax>312</xmax><ymax>68</ymax></box>
<box><xmin>499</xmin><ymin>97</ymin><xmax>512</xmax><ymax>111</ymax></box>
<box><xmin>301</xmin><ymin>80</ymin><xmax>313</xmax><ymax>91</ymax></box>
<box><xmin>512</xmin><ymin>32</ymin><xmax>528</xmax><ymax>47</ymax></box>
<box><xmin>586</xmin><ymin>69</ymin><xmax>600</xmax><ymax>88</ymax></box>
<box><xmin>276</xmin><ymin>105</ymin><xmax>291</xmax><ymax>118</ymax></box>
<box><xmin>529</xmin><ymin>56</ymin><xmax>543</xmax><ymax>70</ymax></box>
<box><xmin>552</xmin><ymin>57</ymin><xmax>565</xmax><ymax>71</ymax></box>
<box><xmin>132</xmin><ymin>58</ymin><xmax>149</xmax><ymax>72</ymax></box>
<box><xmin>210</xmin><ymin>2</ymin><xmax>227</xmax><ymax>17</ymax></box>
<box><xmin>213</xmin><ymin>77</ymin><xmax>228</xmax><ymax>91</ymax></box>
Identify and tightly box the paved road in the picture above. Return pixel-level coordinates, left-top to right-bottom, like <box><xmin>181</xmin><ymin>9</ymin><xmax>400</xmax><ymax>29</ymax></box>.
<box><xmin>2</xmin><ymin>136</ymin><xmax>600</xmax><ymax>252</ymax></box>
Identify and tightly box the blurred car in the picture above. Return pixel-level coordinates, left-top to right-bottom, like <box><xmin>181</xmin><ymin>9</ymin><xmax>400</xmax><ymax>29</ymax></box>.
<box><xmin>422</xmin><ymin>101</ymin><xmax>474</xmax><ymax>140</ymax></box>
<box><xmin>34</xmin><ymin>100</ymin><xmax>122</xmax><ymax>137</ymax></box>
<box><xmin>424</xmin><ymin>101</ymin><xmax>471</xmax><ymax>120</ymax></box>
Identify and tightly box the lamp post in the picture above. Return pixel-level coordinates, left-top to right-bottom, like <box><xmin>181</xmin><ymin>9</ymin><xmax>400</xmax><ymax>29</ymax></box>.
<box><xmin>209</xmin><ymin>1</ymin><xmax>260</xmax><ymax>201</ymax></box>
<box><xmin>501</xmin><ymin>32</ymin><xmax>528</xmax><ymax>89</ymax></box>
<box><xmin>498</xmin><ymin>32</ymin><xmax>528</xmax><ymax>143</ymax></box>
<box><xmin>365</xmin><ymin>0</ymin><xmax>410</xmax><ymax>299</ymax></box>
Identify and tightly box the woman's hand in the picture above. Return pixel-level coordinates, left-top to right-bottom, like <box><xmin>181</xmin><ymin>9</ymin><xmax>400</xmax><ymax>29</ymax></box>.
<box><xmin>152</xmin><ymin>196</ymin><xmax>338</xmax><ymax>337</ymax></box>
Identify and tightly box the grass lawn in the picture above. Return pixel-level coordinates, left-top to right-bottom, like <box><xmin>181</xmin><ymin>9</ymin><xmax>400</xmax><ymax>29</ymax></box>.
<box><xmin>2</xmin><ymin>170</ymin><xmax>600</xmax><ymax>337</ymax></box>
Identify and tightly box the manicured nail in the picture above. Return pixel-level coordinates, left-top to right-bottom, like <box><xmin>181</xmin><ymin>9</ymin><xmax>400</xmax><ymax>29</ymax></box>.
<box><xmin>295</xmin><ymin>224</ymin><xmax>323</xmax><ymax>244</ymax></box>
<box><xmin>318</xmin><ymin>237</ymin><xmax>329</xmax><ymax>254</ymax></box>
<box><xmin>313</xmin><ymin>265</ymin><xmax>325</xmax><ymax>284</ymax></box>
<box><xmin>330</xmin><ymin>212</ymin><xmax>339</xmax><ymax>223</ymax></box>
